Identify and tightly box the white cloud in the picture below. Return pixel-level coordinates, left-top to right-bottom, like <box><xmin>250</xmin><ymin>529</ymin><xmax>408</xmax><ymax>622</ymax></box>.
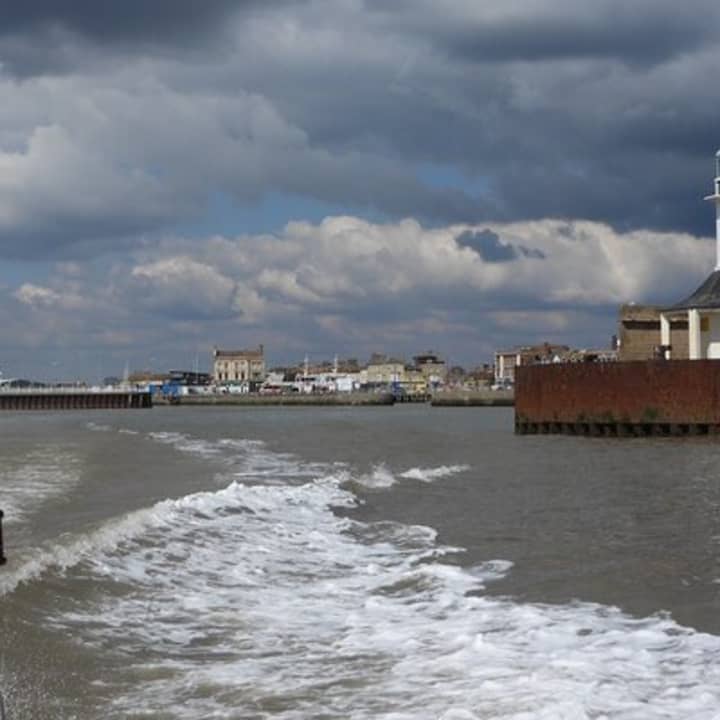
<box><xmin>2</xmin><ymin>213</ymin><xmax>715</xmax><ymax>377</ymax></box>
<box><xmin>14</xmin><ymin>282</ymin><xmax>92</xmax><ymax>311</ymax></box>
<box><xmin>129</xmin><ymin>257</ymin><xmax>237</xmax><ymax>318</ymax></box>
<box><xmin>14</xmin><ymin>283</ymin><xmax>61</xmax><ymax>307</ymax></box>
<box><xmin>3</xmin><ymin>0</ymin><xmax>720</xmax><ymax>379</ymax></box>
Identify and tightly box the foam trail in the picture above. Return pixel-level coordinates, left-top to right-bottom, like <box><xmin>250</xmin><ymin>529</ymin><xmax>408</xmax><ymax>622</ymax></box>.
<box><xmin>42</xmin><ymin>473</ymin><xmax>720</xmax><ymax>719</ymax></box>
<box><xmin>17</xmin><ymin>429</ymin><xmax>720</xmax><ymax>719</ymax></box>
<box><xmin>0</xmin><ymin>497</ymin><xmax>182</xmax><ymax>597</ymax></box>
<box><xmin>145</xmin><ymin>431</ymin><xmax>333</xmax><ymax>481</ymax></box>
<box><xmin>86</xmin><ymin>422</ymin><xmax>111</xmax><ymax>432</ymax></box>
<box><xmin>400</xmin><ymin>464</ymin><xmax>470</xmax><ymax>482</ymax></box>
<box><xmin>0</xmin><ymin>448</ymin><xmax>80</xmax><ymax>525</ymax></box>
<box><xmin>355</xmin><ymin>464</ymin><xmax>397</xmax><ymax>488</ymax></box>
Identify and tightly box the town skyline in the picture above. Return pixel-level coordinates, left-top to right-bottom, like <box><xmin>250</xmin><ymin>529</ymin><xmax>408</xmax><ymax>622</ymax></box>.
<box><xmin>1</xmin><ymin>1</ymin><xmax>720</xmax><ymax>379</ymax></box>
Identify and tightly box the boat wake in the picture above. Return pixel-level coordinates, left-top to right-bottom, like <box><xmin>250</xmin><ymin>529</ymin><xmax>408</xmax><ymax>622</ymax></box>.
<box><xmin>3</xmin><ymin>429</ymin><xmax>720</xmax><ymax>718</ymax></box>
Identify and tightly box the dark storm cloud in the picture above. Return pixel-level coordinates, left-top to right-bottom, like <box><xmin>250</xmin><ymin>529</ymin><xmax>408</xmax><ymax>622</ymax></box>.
<box><xmin>2</xmin><ymin>0</ymin><xmax>720</xmax><ymax>260</ymax></box>
<box><xmin>436</xmin><ymin>14</ymin><xmax>713</xmax><ymax>66</ymax></box>
<box><xmin>199</xmin><ymin>0</ymin><xmax>720</xmax><ymax>237</ymax></box>
<box><xmin>0</xmin><ymin>1</ymin><xmax>303</xmax><ymax>76</ymax></box>
<box><xmin>365</xmin><ymin>0</ymin><xmax>720</xmax><ymax>65</ymax></box>
<box><xmin>0</xmin><ymin>1</ymin><xmax>271</xmax><ymax>44</ymax></box>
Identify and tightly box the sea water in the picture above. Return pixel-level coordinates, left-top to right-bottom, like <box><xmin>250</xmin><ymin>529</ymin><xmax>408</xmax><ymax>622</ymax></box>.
<box><xmin>1</xmin><ymin>406</ymin><xmax>720</xmax><ymax>718</ymax></box>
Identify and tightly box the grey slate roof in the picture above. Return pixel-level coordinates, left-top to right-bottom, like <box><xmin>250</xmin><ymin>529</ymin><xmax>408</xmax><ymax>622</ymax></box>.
<box><xmin>665</xmin><ymin>269</ymin><xmax>720</xmax><ymax>311</ymax></box>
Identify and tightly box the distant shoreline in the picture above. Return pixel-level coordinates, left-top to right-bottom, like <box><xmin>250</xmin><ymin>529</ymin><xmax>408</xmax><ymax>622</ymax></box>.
<box><xmin>431</xmin><ymin>390</ymin><xmax>514</xmax><ymax>407</ymax></box>
<box><xmin>154</xmin><ymin>391</ymin><xmax>396</xmax><ymax>407</ymax></box>
<box><xmin>153</xmin><ymin>390</ymin><xmax>514</xmax><ymax>407</ymax></box>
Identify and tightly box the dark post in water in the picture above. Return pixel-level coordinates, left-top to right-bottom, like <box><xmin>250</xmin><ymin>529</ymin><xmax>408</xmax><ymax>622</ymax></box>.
<box><xmin>0</xmin><ymin>509</ymin><xmax>6</xmax><ymax>565</ymax></box>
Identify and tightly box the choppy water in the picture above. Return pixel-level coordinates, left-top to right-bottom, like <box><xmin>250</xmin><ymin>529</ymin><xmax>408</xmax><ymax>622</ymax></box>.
<box><xmin>2</xmin><ymin>406</ymin><xmax>720</xmax><ymax>718</ymax></box>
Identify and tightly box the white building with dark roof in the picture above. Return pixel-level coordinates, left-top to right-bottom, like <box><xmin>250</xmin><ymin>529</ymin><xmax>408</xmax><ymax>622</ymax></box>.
<box><xmin>660</xmin><ymin>151</ymin><xmax>720</xmax><ymax>359</ymax></box>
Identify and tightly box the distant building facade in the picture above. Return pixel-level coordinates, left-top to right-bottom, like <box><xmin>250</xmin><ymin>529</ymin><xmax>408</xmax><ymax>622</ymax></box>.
<box><xmin>494</xmin><ymin>350</ymin><xmax>520</xmax><ymax>384</ymax></box>
<box><xmin>494</xmin><ymin>343</ymin><xmax>570</xmax><ymax>384</ymax></box>
<box><xmin>213</xmin><ymin>345</ymin><xmax>266</xmax><ymax>384</ymax></box>
<box><xmin>365</xmin><ymin>356</ymin><xmax>406</xmax><ymax>385</ymax></box>
<box><xmin>618</xmin><ymin>305</ymin><xmax>688</xmax><ymax>361</ymax></box>
<box><xmin>413</xmin><ymin>352</ymin><xmax>447</xmax><ymax>385</ymax></box>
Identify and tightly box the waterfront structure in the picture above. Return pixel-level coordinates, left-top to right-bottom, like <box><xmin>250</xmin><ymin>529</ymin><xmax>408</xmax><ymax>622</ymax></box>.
<box><xmin>494</xmin><ymin>349</ymin><xmax>520</xmax><ymax>384</ymax></box>
<box><xmin>466</xmin><ymin>364</ymin><xmax>495</xmax><ymax>389</ymax></box>
<box><xmin>618</xmin><ymin>304</ymin><xmax>688</xmax><ymax>360</ymax></box>
<box><xmin>213</xmin><ymin>346</ymin><xmax>265</xmax><ymax>385</ymax></box>
<box><xmin>515</xmin><ymin>360</ymin><xmax>720</xmax><ymax>436</ymax></box>
<box><xmin>167</xmin><ymin>369</ymin><xmax>211</xmax><ymax>386</ymax></box>
<box><xmin>401</xmin><ymin>366</ymin><xmax>428</xmax><ymax>395</ymax></box>
<box><xmin>0</xmin><ymin>387</ymin><xmax>152</xmax><ymax>411</ymax></box>
<box><xmin>494</xmin><ymin>343</ymin><xmax>570</xmax><ymax>384</ymax></box>
<box><xmin>365</xmin><ymin>355</ymin><xmax>406</xmax><ymax>386</ymax></box>
<box><xmin>516</xmin><ymin>150</ymin><xmax>720</xmax><ymax>436</ymax></box>
<box><xmin>413</xmin><ymin>352</ymin><xmax>447</xmax><ymax>385</ymax></box>
<box><xmin>656</xmin><ymin>152</ymin><xmax>720</xmax><ymax>360</ymax></box>
<box><xmin>128</xmin><ymin>371</ymin><xmax>167</xmax><ymax>388</ymax></box>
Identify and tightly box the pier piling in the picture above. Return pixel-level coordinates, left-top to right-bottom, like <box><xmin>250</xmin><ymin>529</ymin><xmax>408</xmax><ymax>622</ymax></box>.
<box><xmin>0</xmin><ymin>388</ymin><xmax>152</xmax><ymax>411</ymax></box>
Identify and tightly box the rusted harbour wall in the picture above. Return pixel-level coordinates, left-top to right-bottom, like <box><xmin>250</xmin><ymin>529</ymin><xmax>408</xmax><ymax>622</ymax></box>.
<box><xmin>0</xmin><ymin>391</ymin><xmax>152</xmax><ymax>410</ymax></box>
<box><xmin>515</xmin><ymin>360</ymin><xmax>720</xmax><ymax>436</ymax></box>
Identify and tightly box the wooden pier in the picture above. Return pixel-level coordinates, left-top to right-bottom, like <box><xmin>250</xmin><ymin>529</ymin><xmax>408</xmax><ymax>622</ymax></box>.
<box><xmin>0</xmin><ymin>389</ymin><xmax>152</xmax><ymax>411</ymax></box>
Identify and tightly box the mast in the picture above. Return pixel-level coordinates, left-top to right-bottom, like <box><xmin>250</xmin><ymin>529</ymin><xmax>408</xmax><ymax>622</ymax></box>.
<box><xmin>704</xmin><ymin>150</ymin><xmax>720</xmax><ymax>270</ymax></box>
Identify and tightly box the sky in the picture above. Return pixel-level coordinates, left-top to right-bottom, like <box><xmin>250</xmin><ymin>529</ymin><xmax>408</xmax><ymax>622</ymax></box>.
<box><xmin>1</xmin><ymin>0</ymin><xmax>719</xmax><ymax>380</ymax></box>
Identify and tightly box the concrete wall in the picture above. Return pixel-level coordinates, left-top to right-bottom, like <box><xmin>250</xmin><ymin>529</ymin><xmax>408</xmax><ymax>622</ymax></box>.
<box><xmin>515</xmin><ymin>360</ymin><xmax>720</xmax><ymax>426</ymax></box>
<box><xmin>432</xmin><ymin>389</ymin><xmax>513</xmax><ymax>407</ymax></box>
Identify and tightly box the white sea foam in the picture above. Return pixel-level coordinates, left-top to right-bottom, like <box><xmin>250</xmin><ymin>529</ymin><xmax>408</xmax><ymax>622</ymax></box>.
<box><xmin>13</xmin><ymin>431</ymin><xmax>720</xmax><ymax>718</ymax></box>
<box><xmin>145</xmin><ymin>431</ymin><xmax>332</xmax><ymax>482</ymax></box>
<box><xmin>86</xmin><ymin>422</ymin><xmax>111</xmax><ymax>432</ymax></box>
<box><xmin>146</xmin><ymin>431</ymin><xmax>226</xmax><ymax>459</ymax></box>
<box><xmin>352</xmin><ymin>463</ymin><xmax>469</xmax><ymax>489</ymax></box>
<box><xmin>0</xmin><ymin>494</ymin><xmax>183</xmax><ymax>596</ymax></box>
<box><xmin>37</xmin><ymin>477</ymin><xmax>720</xmax><ymax>717</ymax></box>
<box><xmin>0</xmin><ymin>448</ymin><xmax>81</xmax><ymax>526</ymax></box>
<box><xmin>355</xmin><ymin>463</ymin><xmax>397</xmax><ymax>488</ymax></box>
<box><xmin>399</xmin><ymin>464</ymin><xmax>470</xmax><ymax>482</ymax></box>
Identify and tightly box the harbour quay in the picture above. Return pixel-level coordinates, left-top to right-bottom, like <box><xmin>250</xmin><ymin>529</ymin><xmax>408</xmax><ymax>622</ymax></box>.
<box><xmin>431</xmin><ymin>389</ymin><xmax>513</xmax><ymax>407</ymax></box>
<box><xmin>515</xmin><ymin>360</ymin><xmax>720</xmax><ymax>437</ymax></box>
<box><xmin>154</xmin><ymin>391</ymin><xmax>395</xmax><ymax>407</ymax></box>
<box><xmin>0</xmin><ymin>387</ymin><xmax>152</xmax><ymax>411</ymax></box>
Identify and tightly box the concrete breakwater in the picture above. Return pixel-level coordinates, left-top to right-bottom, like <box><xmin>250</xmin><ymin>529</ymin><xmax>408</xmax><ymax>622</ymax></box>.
<box><xmin>0</xmin><ymin>389</ymin><xmax>152</xmax><ymax>410</ymax></box>
<box><xmin>155</xmin><ymin>392</ymin><xmax>396</xmax><ymax>407</ymax></box>
<box><xmin>515</xmin><ymin>360</ymin><xmax>720</xmax><ymax>437</ymax></box>
<box><xmin>431</xmin><ymin>390</ymin><xmax>514</xmax><ymax>407</ymax></box>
